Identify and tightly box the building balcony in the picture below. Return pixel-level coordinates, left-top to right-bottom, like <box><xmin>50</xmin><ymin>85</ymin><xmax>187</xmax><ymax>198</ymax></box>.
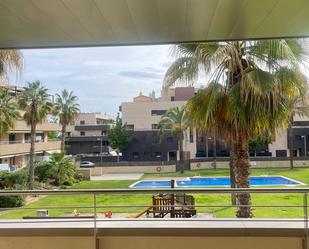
<box><xmin>10</xmin><ymin>121</ymin><xmax>61</xmax><ymax>132</ymax></box>
<box><xmin>0</xmin><ymin>140</ymin><xmax>61</xmax><ymax>157</ymax></box>
<box><xmin>66</xmin><ymin>136</ymin><xmax>108</xmax><ymax>142</ymax></box>
<box><xmin>74</xmin><ymin>124</ymin><xmax>110</xmax><ymax>131</ymax></box>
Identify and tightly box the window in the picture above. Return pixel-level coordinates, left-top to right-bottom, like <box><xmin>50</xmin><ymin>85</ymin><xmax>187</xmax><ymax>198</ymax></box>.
<box><xmin>101</xmin><ymin>130</ymin><xmax>107</xmax><ymax>136</ymax></box>
<box><xmin>151</xmin><ymin>110</ymin><xmax>166</xmax><ymax>116</ymax></box>
<box><xmin>25</xmin><ymin>133</ymin><xmax>31</xmax><ymax>143</ymax></box>
<box><xmin>276</xmin><ymin>150</ymin><xmax>287</xmax><ymax>157</ymax></box>
<box><xmin>167</xmin><ymin>137</ymin><xmax>173</xmax><ymax>143</ymax></box>
<box><xmin>189</xmin><ymin>128</ymin><xmax>194</xmax><ymax>143</ymax></box>
<box><xmin>126</xmin><ymin>124</ymin><xmax>134</xmax><ymax>130</ymax></box>
<box><xmin>133</xmin><ymin>152</ymin><xmax>139</xmax><ymax>159</ymax></box>
<box><xmin>155</xmin><ymin>152</ymin><xmax>162</xmax><ymax>158</ymax></box>
<box><xmin>171</xmin><ymin>96</ymin><xmax>175</xmax><ymax>101</ymax></box>
<box><xmin>152</xmin><ymin>124</ymin><xmax>159</xmax><ymax>129</ymax></box>
<box><xmin>144</xmin><ymin>151</ymin><xmax>150</xmax><ymax>157</ymax></box>
<box><xmin>168</xmin><ymin>151</ymin><xmax>177</xmax><ymax>161</ymax></box>
<box><xmin>9</xmin><ymin>134</ymin><xmax>16</xmax><ymax>144</ymax></box>
<box><xmin>80</xmin><ymin>131</ymin><xmax>85</xmax><ymax>136</ymax></box>
<box><xmin>80</xmin><ymin>120</ymin><xmax>85</xmax><ymax>125</ymax></box>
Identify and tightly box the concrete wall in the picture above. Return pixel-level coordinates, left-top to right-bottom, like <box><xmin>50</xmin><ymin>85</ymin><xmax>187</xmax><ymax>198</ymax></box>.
<box><xmin>269</xmin><ymin>128</ymin><xmax>289</xmax><ymax>157</ymax></box>
<box><xmin>190</xmin><ymin>159</ymin><xmax>309</xmax><ymax>170</ymax></box>
<box><xmin>90</xmin><ymin>164</ymin><xmax>176</xmax><ymax>175</ymax></box>
<box><xmin>121</xmin><ymin>100</ymin><xmax>186</xmax><ymax>130</ymax></box>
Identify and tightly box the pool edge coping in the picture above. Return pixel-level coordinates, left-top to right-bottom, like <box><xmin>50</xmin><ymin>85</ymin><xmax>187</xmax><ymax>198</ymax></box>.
<box><xmin>129</xmin><ymin>175</ymin><xmax>305</xmax><ymax>188</ymax></box>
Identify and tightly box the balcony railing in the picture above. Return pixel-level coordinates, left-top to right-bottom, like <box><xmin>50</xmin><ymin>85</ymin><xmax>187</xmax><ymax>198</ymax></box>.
<box><xmin>0</xmin><ymin>140</ymin><xmax>61</xmax><ymax>156</ymax></box>
<box><xmin>0</xmin><ymin>188</ymin><xmax>309</xmax><ymax>249</ymax></box>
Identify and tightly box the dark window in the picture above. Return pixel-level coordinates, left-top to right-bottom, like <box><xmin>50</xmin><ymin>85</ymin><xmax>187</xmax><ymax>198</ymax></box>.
<box><xmin>167</xmin><ymin>137</ymin><xmax>173</xmax><ymax>143</ymax></box>
<box><xmin>25</xmin><ymin>133</ymin><xmax>31</xmax><ymax>143</ymax></box>
<box><xmin>80</xmin><ymin>120</ymin><xmax>85</xmax><ymax>125</ymax></box>
<box><xmin>9</xmin><ymin>134</ymin><xmax>16</xmax><ymax>144</ymax></box>
<box><xmin>276</xmin><ymin>150</ymin><xmax>287</xmax><ymax>157</ymax></box>
<box><xmin>133</xmin><ymin>152</ymin><xmax>139</xmax><ymax>159</ymax></box>
<box><xmin>152</xmin><ymin>124</ymin><xmax>159</xmax><ymax>129</ymax></box>
<box><xmin>151</xmin><ymin>110</ymin><xmax>166</xmax><ymax>116</ymax></box>
<box><xmin>168</xmin><ymin>151</ymin><xmax>177</xmax><ymax>161</ymax></box>
<box><xmin>171</xmin><ymin>96</ymin><xmax>175</xmax><ymax>101</ymax></box>
<box><xmin>80</xmin><ymin>131</ymin><xmax>85</xmax><ymax>136</ymax></box>
<box><xmin>102</xmin><ymin>141</ymin><xmax>109</xmax><ymax>146</ymax></box>
<box><xmin>101</xmin><ymin>130</ymin><xmax>107</xmax><ymax>136</ymax></box>
<box><xmin>189</xmin><ymin>128</ymin><xmax>194</xmax><ymax>143</ymax></box>
<box><xmin>126</xmin><ymin>124</ymin><xmax>134</xmax><ymax>130</ymax></box>
<box><xmin>292</xmin><ymin>150</ymin><xmax>297</xmax><ymax>157</ymax></box>
<box><xmin>155</xmin><ymin>152</ymin><xmax>162</xmax><ymax>158</ymax></box>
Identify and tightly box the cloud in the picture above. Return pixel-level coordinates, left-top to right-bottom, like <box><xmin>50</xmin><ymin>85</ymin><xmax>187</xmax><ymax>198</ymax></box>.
<box><xmin>118</xmin><ymin>70</ymin><xmax>162</xmax><ymax>79</ymax></box>
<box><xmin>10</xmin><ymin>45</ymin><xmax>171</xmax><ymax>116</ymax></box>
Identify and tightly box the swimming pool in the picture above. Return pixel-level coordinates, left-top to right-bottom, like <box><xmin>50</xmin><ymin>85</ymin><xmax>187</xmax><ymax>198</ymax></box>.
<box><xmin>130</xmin><ymin>176</ymin><xmax>304</xmax><ymax>188</ymax></box>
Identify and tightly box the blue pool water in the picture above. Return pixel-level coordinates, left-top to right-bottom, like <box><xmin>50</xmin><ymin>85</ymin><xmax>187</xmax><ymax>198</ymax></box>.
<box><xmin>131</xmin><ymin>176</ymin><xmax>302</xmax><ymax>188</ymax></box>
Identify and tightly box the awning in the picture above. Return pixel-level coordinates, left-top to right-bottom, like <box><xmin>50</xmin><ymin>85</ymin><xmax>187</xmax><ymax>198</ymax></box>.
<box><xmin>0</xmin><ymin>0</ymin><xmax>309</xmax><ymax>49</ymax></box>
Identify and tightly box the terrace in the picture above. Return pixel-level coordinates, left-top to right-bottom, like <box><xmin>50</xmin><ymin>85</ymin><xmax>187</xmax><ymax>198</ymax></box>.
<box><xmin>1</xmin><ymin>0</ymin><xmax>309</xmax><ymax>249</ymax></box>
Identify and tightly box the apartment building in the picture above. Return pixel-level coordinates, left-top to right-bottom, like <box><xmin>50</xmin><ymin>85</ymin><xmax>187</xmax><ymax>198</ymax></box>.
<box><xmin>66</xmin><ymin>113</ymin><xmax>114</xmax><ymax>155</ymax></box>
<box><xmin>120</xmin><ymin>87</ymin><xmax>198</xmax><ymax>161</ymax></box>
<box><xmin>0</xmin><ymin>85</ymin><xmax>61</xmax><ymax>169</ymax></box>
<box><xmin>269</xmin><ymin>114</ymin><xmax>309</xmax><ymax>158</ymax></box>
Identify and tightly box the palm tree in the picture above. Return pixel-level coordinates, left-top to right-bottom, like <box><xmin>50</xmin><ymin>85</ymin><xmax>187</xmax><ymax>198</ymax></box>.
<box><xmin>159</xmin><ymin>106</ymin><xmax>191</xmax><ymax>173</ymax></box>
<box><xmin>49</xmin><ymin>152</ymin><xmax>76</xmax><ymax>186</ymax></box>
<box><xmin>19</xmin><ymin>81</ymin><xmax>54</xmax><ymax>189</ymax></box>
<box><xmin>0</xmin><ymin>50</ymin><xmax>23</xmax><ymax>79</ymax></box>
<box><xmin>165</xmin><ymin>40</ymin><xmax>308</xmax><ymax>217</ymax></box>
<box><xmin>0</xmin><ymin>87</ymin><xmax>20</xmax><ymax>135</ymax></box>
<box><xmin>54</xmin><ymin>89</ymin><xmax>80</xmax><ymax>152</ymax></box>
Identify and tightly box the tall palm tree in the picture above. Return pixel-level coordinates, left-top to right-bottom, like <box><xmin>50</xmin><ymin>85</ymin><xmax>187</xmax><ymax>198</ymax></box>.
<box><xmin>159</xmin><ymin>106</ymin><xmax>191</xmax><ymax>173</ymax></box>
<box><xmin>54</xmin><ymin>89</ymin><xmax>80</xmax><ymax>152</ymax></box>
<box><xmin>165</xmin><ymin>40</ymin><xmax>308</xmax><ymax>217</ymax></box>
<box><xmin>19</xmin><ymin>81</ymin><xmax>54</xmax><ymax>189</ymax></box>
<box><xmin>0</xmin><ymin>50</ymin><xmax>23</xmax><ymax>79</ymax></box>
<box><xmin>0</xmin><ymin>87</ymin><xmax>20</xmax><ymax>135</ymax></box>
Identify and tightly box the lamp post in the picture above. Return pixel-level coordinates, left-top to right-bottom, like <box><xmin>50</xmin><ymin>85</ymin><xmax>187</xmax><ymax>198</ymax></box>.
<box><xmin>301</xmin><ymin>135</ymin><xmax>307</xmax><ymax>158</ymax></box>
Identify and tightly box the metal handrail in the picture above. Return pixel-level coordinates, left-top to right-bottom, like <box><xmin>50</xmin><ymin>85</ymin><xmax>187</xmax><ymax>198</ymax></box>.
<box><xmin>0</xmin><ymin>188</ymin><xmax>308</xmax><ymax>249</ymax></box>
<box><xmin>1</xmin><ymin>188</ymin><xmax>309</xmax><ymax>195</ymax></box>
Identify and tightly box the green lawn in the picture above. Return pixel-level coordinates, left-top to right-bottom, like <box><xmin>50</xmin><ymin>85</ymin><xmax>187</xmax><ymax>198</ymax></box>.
<box><xmin>1</xmin><ymin>168</ymin><xmax>309</xmax><ymax>219</ymax></box>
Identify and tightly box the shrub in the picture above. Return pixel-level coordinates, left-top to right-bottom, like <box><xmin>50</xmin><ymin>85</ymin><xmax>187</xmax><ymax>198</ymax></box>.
<box><xmin>0</xmin><ymin>169</ymin><xmax>28</xmax><ymax>189</ymax></box>
<box><xmin>34</xmin><ymin>162</ymin><xmax>53</xmax><ymax>182</ymax></box>
<box><xmin>0</xmin><ymin>195</ymin><xmax>25</xmax><ymax>208</ymax></box>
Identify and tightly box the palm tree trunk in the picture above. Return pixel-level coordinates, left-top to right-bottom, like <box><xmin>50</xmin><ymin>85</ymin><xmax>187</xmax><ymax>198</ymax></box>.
<box><xmin>289</xmin><ymin>126</ymin><xmax>294</xmax><ymax>169</ymax></box>
<box><xmin>235</xmin><ymin>134</ymin><xmax>252</xmax><ymax>218</ymax></box>
<box><xmin>60</xmin><ymin>124</ymin><xmax>66</xmax><ymax>152</ymax></box>
<box><xmin>213</xmin><ymin>129</ymin><xmax>217</xmax><ymax>170</ymax></box>
<box><xmin>229</xmin><ymin>141</ymin><xmax>237</xmax><ymax>205</ymax></box>
<box><xmin>179</xmin><ymin>134</ymin><xmax>184</xmax><ymax>174</ymax></box>
<box><xmin>28</xmin><ymin>122</ymin><xmax>36</xmax><ymax>190</ymax></box>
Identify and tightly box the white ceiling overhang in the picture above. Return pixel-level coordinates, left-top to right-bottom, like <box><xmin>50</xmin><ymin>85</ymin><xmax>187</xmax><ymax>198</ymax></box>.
<box><xmin>1</xmin><ymin>0</ymin><xmax>309</xmax><ymax>49</ymax></box>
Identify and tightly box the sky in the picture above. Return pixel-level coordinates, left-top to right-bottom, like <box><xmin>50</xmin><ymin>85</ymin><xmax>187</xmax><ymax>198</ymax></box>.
<box><xmin>11</xmin><ymin>45</ymin><xmax>175</xmax><ymax>116</ymax></box>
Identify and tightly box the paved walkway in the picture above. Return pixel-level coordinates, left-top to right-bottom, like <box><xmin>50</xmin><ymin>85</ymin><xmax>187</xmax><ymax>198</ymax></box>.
<box><xmin>91</xmin><ymin>173</ymin><xmax>144</xmax><ymax>181</ymax></box>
